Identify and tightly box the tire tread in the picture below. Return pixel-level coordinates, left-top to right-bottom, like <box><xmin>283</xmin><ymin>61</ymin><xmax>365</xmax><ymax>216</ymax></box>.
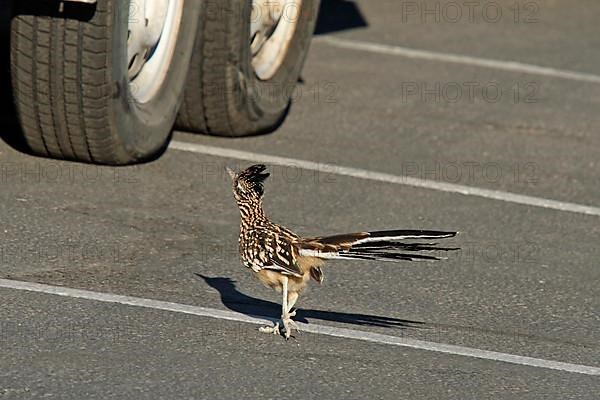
<box><xmin>10</xmin><ymin>0</ymin><xmax>124</xmax><ymax>164</ymax></box>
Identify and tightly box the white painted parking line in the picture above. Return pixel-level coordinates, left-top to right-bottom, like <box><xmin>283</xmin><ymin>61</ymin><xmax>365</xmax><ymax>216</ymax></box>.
<box><xmin>1</xmin><ymin>278</ymin><xmax>598</xmax><ymax>376</ymax></box>
<box><xmin>315</xmin><ymin>36</ymin><xmax>600</xmax><ymax>84</ymax></box>
<box><xmin>169</xmin><ymin>140</ymin><xmax>600</xmax><ymax>217</ymax></box>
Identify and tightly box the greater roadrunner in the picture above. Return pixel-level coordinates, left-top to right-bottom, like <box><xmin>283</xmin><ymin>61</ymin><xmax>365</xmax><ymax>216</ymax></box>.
<box><xmin>227</xmin><ymin>164</ymin><xmax>458</xmax><ymax>339</ymax></box>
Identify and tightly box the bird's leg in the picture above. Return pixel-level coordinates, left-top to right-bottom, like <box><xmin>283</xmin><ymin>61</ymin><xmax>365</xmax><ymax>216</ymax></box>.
<box><xmin>283</xmin><ymin>291</ymin><xmax>300</xmax><ymax>335</ymax></box>
<box><xmin>281</xmin><ymin>275</ymin><xmax>289</xmax><ymax>318</ymax></box>
<box><xmin>279</xmin><ymin>278</ymin><xmax>302</xmax><ymax>339</ymax></box>
<box><xmin>258</xmin><ymin>276</ymin><xmax>289</xmax><ymax>336</ymax></box>
<box><xmin>279</xmin><ymin>276</ymin><xmax>293</xmax><ymax>339</ymax></box>
<box><xmin>286</xmin><ymin>291</ymin><xmax>298</xmax><ymax>317</ymax></box>
<box><xmin>258</xmin><ymin>276</ymin><xmax>297</xmax><ymax>338</ymax></box>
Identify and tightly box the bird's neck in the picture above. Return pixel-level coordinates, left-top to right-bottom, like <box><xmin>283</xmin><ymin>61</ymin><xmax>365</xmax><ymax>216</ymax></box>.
<box><xmin>238</xmin><ymin>198</ymin><xmax>267</xmax><ymax>228</ymax></box>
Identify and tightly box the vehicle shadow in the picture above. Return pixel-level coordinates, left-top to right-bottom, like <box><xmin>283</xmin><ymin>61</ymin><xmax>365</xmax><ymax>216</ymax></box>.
<box><xmin>315</xmin><ymin>0</ymin><xmax>368</xmax><ymax>35</ymax></box>
<box><xmin>195</xmin><ymin>273</ymin><xmax>424</xmax><ymax>329</ymax></box>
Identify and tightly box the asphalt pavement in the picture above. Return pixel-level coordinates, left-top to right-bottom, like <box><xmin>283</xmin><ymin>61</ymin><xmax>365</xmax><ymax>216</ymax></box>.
<box><xmin>1</xmin><ymin>1</ymin><xmax>599</xmax><ymax>399</ymax></box>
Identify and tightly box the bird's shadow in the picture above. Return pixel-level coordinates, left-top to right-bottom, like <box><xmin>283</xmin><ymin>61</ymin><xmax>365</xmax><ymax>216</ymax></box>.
<box><xmin>195</xmin><ymin>273</ymin><xmax>424</xmax><ymax>329</ymax></box>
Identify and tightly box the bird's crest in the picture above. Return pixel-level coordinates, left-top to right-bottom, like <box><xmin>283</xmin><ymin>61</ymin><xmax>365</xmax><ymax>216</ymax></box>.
<box><xmin>227</xmin><ymin>164</ymin><xmax>270</xmax><ymax>198</ymax></box>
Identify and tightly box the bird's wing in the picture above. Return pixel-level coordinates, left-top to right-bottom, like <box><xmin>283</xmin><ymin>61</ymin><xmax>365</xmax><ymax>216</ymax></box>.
<box><xmin>245</xmin><ymin>229</ymin><xmax>304</xmax><ymax>277</ymax></box>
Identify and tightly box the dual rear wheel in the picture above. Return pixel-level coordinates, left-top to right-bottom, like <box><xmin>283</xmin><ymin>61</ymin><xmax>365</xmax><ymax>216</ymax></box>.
<box><xmin>9</xmin><ymin>0</ymin><xmax>319</xmax><ymax>164</ymax></box>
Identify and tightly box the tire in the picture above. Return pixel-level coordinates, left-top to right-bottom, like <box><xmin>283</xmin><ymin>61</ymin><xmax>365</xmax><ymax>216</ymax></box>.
<box><xmin>10</xmin><ymin>0</ymin><xmax>200</xmax><ymax>165</ymax></box>
<box><xmin>176</xmin><ymin>0</ymin><xmax>320</xmax><ymax>136</ymax></box>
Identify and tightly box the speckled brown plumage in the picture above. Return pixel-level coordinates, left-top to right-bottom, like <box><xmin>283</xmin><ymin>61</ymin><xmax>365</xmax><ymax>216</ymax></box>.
<box><xmin>227</xmin><ymin>164</ymin><xmax>458</xmax><ymax>339</ymax></box>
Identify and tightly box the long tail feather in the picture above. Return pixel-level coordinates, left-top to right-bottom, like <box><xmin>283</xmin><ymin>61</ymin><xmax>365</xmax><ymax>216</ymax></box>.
<box><xmin>297</xmin><ymin>229</ymin><xmax>459</xmax><ymax>262</ymax></box>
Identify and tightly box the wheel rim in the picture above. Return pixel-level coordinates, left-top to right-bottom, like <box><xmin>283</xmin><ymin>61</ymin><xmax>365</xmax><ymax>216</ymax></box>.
<box><xmin>251</xmin><ymin>0</ymin><xmax>302</xmax><ymax>81</ymax></box>
<box><xmin>127</xmin><ymin>0</ymin><xmax>184</xmax><ymax>104</ymax></box>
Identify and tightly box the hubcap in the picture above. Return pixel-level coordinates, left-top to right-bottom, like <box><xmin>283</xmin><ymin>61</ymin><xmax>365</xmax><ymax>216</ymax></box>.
<box><xmin>127</xmin><ymin>0</ymin><xmax>183</xmax><ymax>104</ymax></box>
<box><xmin>251</xmin><ymin>0</ymin><xmax>302</xmax><ymax>81</ymax></box>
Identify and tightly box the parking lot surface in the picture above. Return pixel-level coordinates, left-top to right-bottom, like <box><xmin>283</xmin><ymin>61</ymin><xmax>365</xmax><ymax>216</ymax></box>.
<box><xmin>1</xmin><ymin>1</ymin><xmax>599</xmax><ymax>398</ymax></box>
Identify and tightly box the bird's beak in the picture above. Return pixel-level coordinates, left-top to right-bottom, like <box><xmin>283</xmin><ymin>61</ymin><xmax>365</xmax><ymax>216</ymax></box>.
<box><xmin>225</xmin><ymin>166</ymin><xmax>236</xmax><ymax>181</ymax></box>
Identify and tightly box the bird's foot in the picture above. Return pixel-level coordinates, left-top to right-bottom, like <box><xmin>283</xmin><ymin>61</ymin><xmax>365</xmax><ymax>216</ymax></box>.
<box><xmin>280</xmin><ymin>311</ymin><xmax>299</xmax><ymax>340</ymax></box>
<box><xmin>259</xmin><ymin>321</ymin><xmax>280</xmax><ymax>335</ymax></box>
<box><xmin>258</xmin><ymin>311</ymin><xmax>299</xmax><ymax>339</ymax></box>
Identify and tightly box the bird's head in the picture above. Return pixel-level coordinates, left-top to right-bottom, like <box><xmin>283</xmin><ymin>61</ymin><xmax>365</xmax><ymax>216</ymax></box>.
<box><xmin>226</xmin><ymin>164</ymin><xmax>270</xmax><ymax>204</ymax></box>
